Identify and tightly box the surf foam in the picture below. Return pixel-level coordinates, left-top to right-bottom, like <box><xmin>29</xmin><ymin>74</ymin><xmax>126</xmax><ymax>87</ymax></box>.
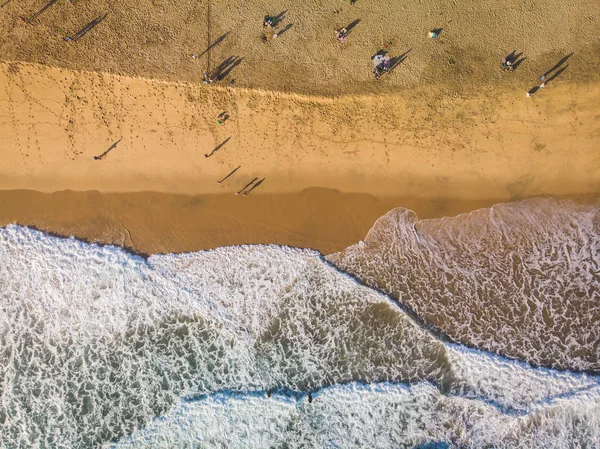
<box><xmin>0</xmin><ymin>220</ymin><xmax>598</xmax><ymax>448</ymax></box>
<box><xmin>329</xmin><ymin>198</ymin><xmax>600</xmax><ymax>371</ymax></box>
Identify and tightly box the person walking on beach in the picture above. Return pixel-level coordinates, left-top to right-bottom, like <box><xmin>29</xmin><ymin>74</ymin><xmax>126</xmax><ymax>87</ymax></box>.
<box><xmin>527</xmin><ymin>83</ymin><xmax>544</xmax><ymax>97</ymax></box>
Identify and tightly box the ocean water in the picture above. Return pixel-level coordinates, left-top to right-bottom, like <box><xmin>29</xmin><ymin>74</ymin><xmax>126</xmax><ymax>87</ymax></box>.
<box><xmin>329</xmin><ymin>198</ymin><xmax>600</xmax><ymax>372</ymax></box>
<box><xmin>0</xmin><ymin>198</ymin><xmax>599</xmax><ymax>448</ymax></box>
<box><xmin>110</xmin><ymin>381</ymin><xmax>600</xmax><ymax>449</ymax></box>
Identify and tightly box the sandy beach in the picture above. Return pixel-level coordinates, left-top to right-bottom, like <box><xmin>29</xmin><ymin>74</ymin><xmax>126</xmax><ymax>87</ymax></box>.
<box><xmin>2</xmin><ymin>2</ymin><xmax>600</xmax><ymax>446</ymax></box>
<box><xmin>0</xmin><ymin>0</ymin><xmax>599</xmax><ymax>253</ymax></box>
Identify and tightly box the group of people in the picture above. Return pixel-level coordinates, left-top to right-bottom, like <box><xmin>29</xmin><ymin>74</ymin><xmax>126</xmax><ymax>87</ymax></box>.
<box><xmin>263</xmin><ymin>15</ymin><xmax>283</xmax><ymax>38</ymax></box>
<box><xmin>372</xmin><ymin>53</ymin><xmax>391</xmax><ymax>78</ymax></box>
<box><xmin>263</xmin><ymin>16</ymin><xmax>275</xmax><ymax>28</ymax></box>
<box><xmin>501</xmin><ymin>58</ymin><xmax>515</xmax><ymax>72</ymax></box>
<box><xmin>210</xmin><ymin>12</ymin><xmax>555</xmax><ymax>86</ymax></box>
<box><xmin>265</xmin><ymin>12</ymin><xmax>397</xmax><ymax>79</ymax></box>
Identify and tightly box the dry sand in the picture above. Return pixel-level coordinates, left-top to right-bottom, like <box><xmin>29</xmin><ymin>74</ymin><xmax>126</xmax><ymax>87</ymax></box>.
<box><xmin>2</xmin><ymin>0</ymin><xmax>599</xmax><ymax>94</ymax></box>
<box><xmin>0</xmin><ymin>0</ymin><xmax>599</xmax><ymax>253</ymax></box>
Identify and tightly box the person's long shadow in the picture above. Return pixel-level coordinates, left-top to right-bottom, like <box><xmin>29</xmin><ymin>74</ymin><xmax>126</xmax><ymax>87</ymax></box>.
<box><xmin>198</xmin><ymin>31</ymin><xmax>230</xmax><ymax>59</ymax></box>
<box><xmin>243</xmin><ymin>178</ymin><xmax>265</xmax><ymax>196</ymax></box>
<box><xmin>505</xmin><ymin>50</ymin><xmax>522</xmax><ymax>62</ymax></box>
<box><xmin>93</xmin><ymin>138</ymin><xmax>122</xmax><ymax>160</ymax></box>
<box><xmin>527</xmin><ymin>65</ymin><xmax>568</xmax><ymax>96</ymax></box>
<box><xmin>213</xmin><ymin>56</ymin><xmax>243</xmax><ymax>81</ymax></box>
<box><xmin>205</xmin><ymin>137</ymin><xmax>231</xmax><ymax>158</ymax></box>
<box><xmin>272</xmin><ymin>10</ymin><xmax>287</xmax><ymax>27</ymax></box>
<box><xmin>512</xmin><ymin>57</ymin><xmax>526</xmax><ymax>71</ymax></box>
<box><xmin>545</xmin><ymin>65</ymin><xmax>568</xmax><ymax>84</ymax></box>
<box><xmin>212</xmin><ymin>56</ymin><xmax>233</xmax><ymax>78</ymax></box>
<box><xmin>218</xmin><ymin>165</ymin><xmax>240</xmax><ymax>184</ymax></box>
<box><xmin>72</xmin><ymin>13</ymin><xmax>108</xmax><ymax>41</ymax></box>
<box><xmin>28</xmin><ymin>0</ymin><xmax>57</xmax><ymax>22</ymax></box>
<box><xmin>542</xmin><ymin>52</ymin><xmax>573</xmax><ymax>78</ymax></box>
<box><xmin>345</xmin><ymin>18</ymin><xmax>360</xmax><ymax>34</ymax></box>
<box><xmin>276</xmin><ymin>23</ymin><xmax>293</xmax><ymax>37</ymax></box>
<box><xmin>389</xmin><ymin>48</ymin><xmax>412</xmax><ymax>71</ymax></box>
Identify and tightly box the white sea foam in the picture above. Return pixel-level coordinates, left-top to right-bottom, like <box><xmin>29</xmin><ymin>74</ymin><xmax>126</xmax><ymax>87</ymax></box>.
<box><xmin>328</xmin><ymin>198</ymin><xmax>600</xmax><ymax>371</ymax></box>
<box><xmin>0</xmin><ymin>222</ymin><xmax>599</xmax><ymax>448</ymax></box>
<box><xmin>0</xmin><ymin>225</ymin><xmax>444</xmax><ymax>448</ymax></box>
<box><xmin>446</xmin><ymin>344</ymin><xmax>598</xmax><ymax>412</ymax></box>
<box><xmin>108</xmin><ymin>382</ymin><xmax>600</xmax><ymax>449</ymax></box>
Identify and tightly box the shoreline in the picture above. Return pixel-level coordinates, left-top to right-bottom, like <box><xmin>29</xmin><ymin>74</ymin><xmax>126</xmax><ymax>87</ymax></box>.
<box><xmin>1</xmin><ymin>189</ymin><xmax>597</xmax><ymax>256</ymax></box>
<box><xmin>1</xmin><ymin>0</ymin><xmax>600</xmax><ymax>444</ymax></box>
<box><xmin>1</xmin><ymin>62</ymin><xmax>599</xmax><ymax>256</ymax></box>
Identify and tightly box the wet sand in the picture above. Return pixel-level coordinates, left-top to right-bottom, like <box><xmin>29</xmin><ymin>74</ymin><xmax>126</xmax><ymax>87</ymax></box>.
<box><xmin>1</xmin><ymin>61</ymin><xmax>599</xmax><ymax>199</ymax></box>
<box><xmin>1</xmin><ymin>190</ymin><xmax>597</xmax><ymax>256</ymax></box>
<box><xmin>0</xmin><ymin>189</ymin><xmax>508</xmax><ymax>255</ymax></box>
